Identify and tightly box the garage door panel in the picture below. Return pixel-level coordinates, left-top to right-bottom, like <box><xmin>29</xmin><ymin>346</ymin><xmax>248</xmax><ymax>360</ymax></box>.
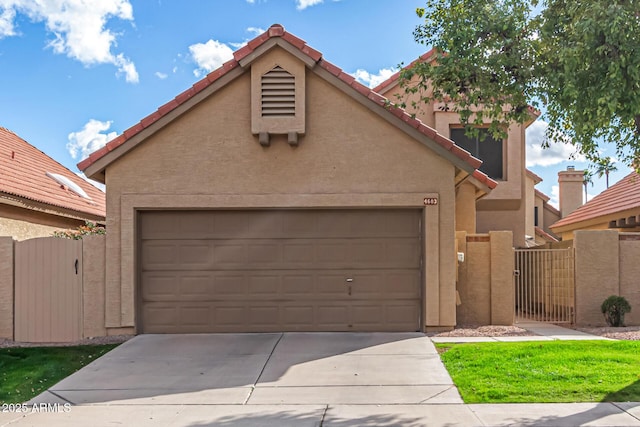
<box><xmin>140</xmin><ymin>209</ymin><xmax>422</xmax><ymax>332</ymax></box>
<box><xmin>142</xmin><ymin>238</ymin><xmax>419</xmax><ymax>270</ymax></box>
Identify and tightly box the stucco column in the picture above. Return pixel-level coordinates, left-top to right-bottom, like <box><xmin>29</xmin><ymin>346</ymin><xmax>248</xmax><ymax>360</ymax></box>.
<box><xmin>490</xmin><ymin>231</ymin><xmax>514</xmax><ymax>325</ymax></box>
<box><xmin>455</xmin><ymin>182</ymin><xmax>477</xmax><ymax>233</ymax></box>
<box><xmin>83</xmin><ymin>235</ymin><xmax>107</xmax><ymax>338</ymax></box>
<box><xmin>575</xmin><ymin>230</ymin><xmax>619</xmax><ymax>325</ymax></box>
<box><xmin>0</xmin><ymin>237</ymin><xmax>14</xmax><ymax>339</ymax></box>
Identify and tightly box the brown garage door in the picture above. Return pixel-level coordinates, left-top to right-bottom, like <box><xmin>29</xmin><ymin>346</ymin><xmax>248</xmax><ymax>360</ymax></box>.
<box><xmin>139</xmin><ymin>209</ymin><xmax>421</xmax><ymax>333</ymax></box>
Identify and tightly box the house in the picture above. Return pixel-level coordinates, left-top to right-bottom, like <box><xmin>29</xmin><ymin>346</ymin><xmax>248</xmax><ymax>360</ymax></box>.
<box><xmin>78</xmin><ymin>24</ymin><xmax>497</xmax><ymax>334</ymax></box>
<box><xmin>551</xmin><ymin>171</ymin><xmax>640</xmax><ymax>240</ymax></box>
<box><xmin>0</xmin><ymin>127</ymin><xmax>105</xmax><ymax>240</ymax></box>
<box><xmin>525</xmin><ymin>169</ymin><xmax>560</xmax><ymax>246</ymax></box>
<box><xmin>373</xmin><ymin>54</ymin><xmax>543</xmax><ymax>248</ymax></box>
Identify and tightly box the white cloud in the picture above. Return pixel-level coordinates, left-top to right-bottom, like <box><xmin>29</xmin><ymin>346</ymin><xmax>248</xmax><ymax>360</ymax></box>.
<box><xmin>0</xmin><ymin>7</ymin><xmax>16</xmax><ymax>37</ymax></box>
<box><xmin>189</xmin><ymin>39</ymin><xmax>234</xmax><ymax>77</ymax></box>
<box><xmin>352</xmin><ymin>68</ymin><xmax>396</xmax><ymax>89</ymax></box>
<box><xmin>297</xmin><ymin>0</ymin><xmax>323</xmax><ymax>10</ymax></box>
<box><xmin>67</xmin><ymin>119</ymin><xmax>118</xmax><ymax>161</ymax></box>
<box><xmin>526</xmin><ymin>120</ymin><xmax>584</xmax><ymax>167</ymax></box>
<box><xmin>246</xmin><ymin>26</ymin><xmax>265</xmax><ymax>36</ymax></box>
<box><xmin>0</xmin><ymin>0</ymin><xmax>138</xmax><ymax>83</ymax></box>
<box><xmin>155</xmin><ymin>71</ymin><xmax>168</xmax><ymax>79</ymax></box>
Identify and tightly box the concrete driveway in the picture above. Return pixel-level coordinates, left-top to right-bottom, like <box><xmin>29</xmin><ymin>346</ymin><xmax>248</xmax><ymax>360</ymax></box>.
<box><xmin>31</xmin><ymin>332</ymin><xmax>460</xmax><ymax>406</ymax></box>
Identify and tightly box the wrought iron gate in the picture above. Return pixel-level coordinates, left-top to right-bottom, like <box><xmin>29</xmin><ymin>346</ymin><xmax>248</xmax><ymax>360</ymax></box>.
<box><xmin>514</xmin><ymin>248</ymin><xmax>575</xmax><ymax>323</ymax></box>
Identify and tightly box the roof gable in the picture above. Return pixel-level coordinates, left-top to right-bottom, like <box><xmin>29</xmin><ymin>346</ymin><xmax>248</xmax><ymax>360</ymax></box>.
<box><xmin>79</xmin><ymin>24</ymin><xmax>496</xmax><ymax>191</ymax></box>
<box><xmin>0</xmin><ymin>127</ymin><xmax>105</xmax><ymax>218</ymax></box>
<box><xmin>551</xmin><ymin>171</ymin><xmax>640</xmax><ymax>230</ymax></box>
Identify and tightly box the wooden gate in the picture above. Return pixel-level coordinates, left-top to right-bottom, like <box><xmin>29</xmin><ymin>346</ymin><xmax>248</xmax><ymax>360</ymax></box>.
<box><xmin>514</xmin><ymin>248</ymin><xmax>575</xmax><ymax>323</ymax></box>
<box><xmin>14</xmin><ymin>237</ymin><xmax>83</xmax><ymax>342</ymax></box>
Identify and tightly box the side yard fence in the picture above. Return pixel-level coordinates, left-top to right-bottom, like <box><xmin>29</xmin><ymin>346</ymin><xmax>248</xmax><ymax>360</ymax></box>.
<box><xmin>0</xmin><ymin>235</ymin><xmax>106</xmax><ymax>342</ymax></box>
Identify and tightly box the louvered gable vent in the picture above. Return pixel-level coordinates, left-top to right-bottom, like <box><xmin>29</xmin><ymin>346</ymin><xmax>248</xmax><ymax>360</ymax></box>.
<box><xmin>261</xmin><ymin>66</ymin><xmax>295</xmax><ymax>117</ymax></box>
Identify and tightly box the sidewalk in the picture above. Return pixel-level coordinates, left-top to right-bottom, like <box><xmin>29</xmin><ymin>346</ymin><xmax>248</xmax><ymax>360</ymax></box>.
<box><xmin>431</xmin><ymin>321</ymin><xmax>613</xmax><ymax>343</ymax></box>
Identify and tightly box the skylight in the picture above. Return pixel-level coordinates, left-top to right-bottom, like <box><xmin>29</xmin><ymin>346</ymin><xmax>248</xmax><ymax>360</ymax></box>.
<box><xmin>46</xmin><ymin>172</ymin><xmax>92</xmax><ymax>200</ymax></box>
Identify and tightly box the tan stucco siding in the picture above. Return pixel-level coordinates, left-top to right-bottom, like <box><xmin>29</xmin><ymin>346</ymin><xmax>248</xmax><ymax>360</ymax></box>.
<box><xmin>0</xmin><ymin>204</ymin><xmax>85</xmax><ymax>241</ymax></box>
<box><xmin>104</xmin><ymin>50</ymin><xmax>459</xmax><ymax>331</ymax></box>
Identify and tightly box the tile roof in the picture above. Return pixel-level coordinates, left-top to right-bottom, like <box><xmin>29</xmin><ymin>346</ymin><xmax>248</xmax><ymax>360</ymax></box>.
<box><xmin>551</xmin><ymin>171</ymin><xmax>640</xmax><ymax>230</ymax></box>
<box><xmin>535</xmin><ymin>226</ymin><xmax>559</xmax><ymax>242</ymax></box>
<box><xmin>77</xmin><ymin>24</ymin><xmax>496</xmax><ymax>191</ymax></box>
<box><xmin>0</xmin><ymin>127</ymin><xmax>105</xmax><ymax>218</ymax></box>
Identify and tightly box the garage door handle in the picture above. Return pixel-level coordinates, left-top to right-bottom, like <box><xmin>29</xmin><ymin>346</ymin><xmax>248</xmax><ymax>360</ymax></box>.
<box><xmin>74</xmin><ymin>259</ymin><xmax>79</xmax><ymax>275</ymax></box>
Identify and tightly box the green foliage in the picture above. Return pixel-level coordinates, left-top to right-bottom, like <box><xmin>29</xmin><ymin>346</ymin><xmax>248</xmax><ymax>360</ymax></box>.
<box><xmin>437</xmin><ymin>341</ymin><xmax>640</xmax><ymax>403</ymax></box>
<box><xmin>0</xmin><ymin>345</ymin><xmax>118</xmax><ymax>403</ymax></box>
<box><xmin>591</xmin><ymin>157</ymin><xmax>618</xmax><ymax>188</ymax></box>
<box><xmin>601</xmin><ymin>295</ymin><xmax>632</xmax><ymax>327</ymax></box>
<box><xmin>409</xmin><ymin>0</ymin><xmax>640</xmax><ymax>165</ymax></box>
<box><xmin>53</xmin><ymin>221</ymin><xmax>105</xmax><ymax>240</ymax></box>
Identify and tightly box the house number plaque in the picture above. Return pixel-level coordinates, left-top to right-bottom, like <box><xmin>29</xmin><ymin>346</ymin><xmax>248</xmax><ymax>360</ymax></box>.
<box><xmin>423</xmin><ymin>197</ymin><xmax>438</xmax><ymax>206</ymax></box>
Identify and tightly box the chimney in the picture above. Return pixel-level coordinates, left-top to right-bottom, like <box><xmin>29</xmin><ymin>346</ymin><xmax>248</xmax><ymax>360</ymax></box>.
<box><xmin>558</xmin><ymin>166</ymin><xmax>585</xmax><ymax>218</ymax></box>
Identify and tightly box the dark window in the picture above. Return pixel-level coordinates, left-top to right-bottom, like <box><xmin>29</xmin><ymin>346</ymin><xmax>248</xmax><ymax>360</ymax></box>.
<box><xmin>450</xmin><ymin>128</ymin><xmax>504</xmax><ymax>180</ymax></box>
<box><xmin>534</xmin><ymin>206</ymin><xmax>539</xmax><ymax>227</ymax></box>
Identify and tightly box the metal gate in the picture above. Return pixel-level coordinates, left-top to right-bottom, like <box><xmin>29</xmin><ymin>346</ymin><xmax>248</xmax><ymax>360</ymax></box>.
<box><xmin>514</xmin><ymin>248</ymin><xmax>575</xmax><ymax>323</ymax></box>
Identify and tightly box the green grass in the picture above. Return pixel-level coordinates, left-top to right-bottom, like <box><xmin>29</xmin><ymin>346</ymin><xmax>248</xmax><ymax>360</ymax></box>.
<box><xmin>437</xmin><ymin>340</ymin><xmax>640</xmax><ymax>403</ymax></box>
<box><xmin>0</xmin><ymin>345</ymin><xmax>118</xmax><ymax>404</ymax></box>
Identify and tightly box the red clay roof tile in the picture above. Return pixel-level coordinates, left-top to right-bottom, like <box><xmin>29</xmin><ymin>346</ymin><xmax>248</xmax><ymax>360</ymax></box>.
<box><xmin>79</xmin><ymin>24</ymin><xmax>487</xmax><ymax>184</ymax></box>
<box><xmin>551</xmin><ymin>171</ymin><xmax>640</xmax><ymax>229</ymax></box>
<box><xmin>0</xmin><ymin>127</ymin><xmax>105</xmax><ymax>218</ymax></box>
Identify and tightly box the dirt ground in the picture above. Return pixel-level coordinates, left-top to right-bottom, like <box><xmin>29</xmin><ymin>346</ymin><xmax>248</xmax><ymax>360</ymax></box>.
<box><xmin>429</xmin><ymin>324</ymin><xmax>640</xmax><ymax>340</ymax></box>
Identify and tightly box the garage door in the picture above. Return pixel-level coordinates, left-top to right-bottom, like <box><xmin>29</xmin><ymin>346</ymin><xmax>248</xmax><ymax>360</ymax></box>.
<box><xmin>139</xmin><ymin>209</ymin><xmax>421</xmax><ymax>333</ymax></box>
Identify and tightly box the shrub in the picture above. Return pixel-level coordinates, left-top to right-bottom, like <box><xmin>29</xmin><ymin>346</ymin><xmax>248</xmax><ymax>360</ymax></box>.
<box><xmin>601</xmin><ymin>295</ymin><xmax>631</xmax><ymax>327</ymax></box>
<box><xmin>53</xmin><ymin>221</ymin><xmax>106</xmax><ymax>240</ymax></box>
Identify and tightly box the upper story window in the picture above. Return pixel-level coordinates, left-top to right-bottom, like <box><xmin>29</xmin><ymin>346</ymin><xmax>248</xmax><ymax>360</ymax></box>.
<box><xmin>450</xmin><ymin>128</ymin><xmax>504</xmax><ymax>180</ymax></box>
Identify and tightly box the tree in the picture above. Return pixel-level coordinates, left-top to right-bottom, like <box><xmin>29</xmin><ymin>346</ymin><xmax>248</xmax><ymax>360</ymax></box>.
<box><xmin>406</xmin><ymin>0</ymin><xmax>640</xmax><ymax>166</ymax></box>
<box><xmin>592</xmin><ymin>157</ymin><xmax>618</xmax><ymax>188</ymax></box>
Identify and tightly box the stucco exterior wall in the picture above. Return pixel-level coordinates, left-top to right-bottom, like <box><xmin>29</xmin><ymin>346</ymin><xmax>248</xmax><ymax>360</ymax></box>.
<box><xmin>82</xmin><ymin>235</ymin><xmax>106</xmax><ymax>338</ymax></box>
<box><xmin>524</xmin><ymin>175</ymin><xmax>536</xmax><ymax>240</ymax></box>
<box><xmin>455</xmin><ymin>181</ymin><xmax>477</xmax><ymax>233</ymax></box>
<box><xmin>104</xmin><ymin>47</ymin><xmax>459</xmax><ymax>331</ymax></box>
<box><xmin>0</xmin><ymin>204</ymin><xmax>85</xmax><ymax>241</ymax></box>
<box><xmin>620</xmin><ymin>237</ymin><xmax>640</xmax><ymax>326</ymax></box>
<box><xmin>0</xmin><ymin>237</ymin><xmax>13</xmax><ymax>339</ymax></box>
<box><xmin>574</xmin><ymin>230</ymin><xmax>620</xmax><ymax>325</ymax></box>
<box><xmin>455</xmin><ymin>231</ymin><xmax>514</xmax><ymax>325</ymax></box>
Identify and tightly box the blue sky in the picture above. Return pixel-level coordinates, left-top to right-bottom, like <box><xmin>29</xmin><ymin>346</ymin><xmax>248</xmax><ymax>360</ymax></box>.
<box><xmin>0</xmin><ymin>0</ymin><xmax>630</xmax><ymax>204</ymax></box>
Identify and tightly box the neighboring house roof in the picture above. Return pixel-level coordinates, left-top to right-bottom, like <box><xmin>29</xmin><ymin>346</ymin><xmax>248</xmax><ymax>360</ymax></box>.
<box><xmin>527</xmin><ymin>169</ymin><xmax>543</xmax><ymax>184</ymax></box>
<box><xmin>535</xmin><ymin>226</ymin><xmax>559</xmax><ymax>243</ymax></box>
<box><xmin>0</xmin><ymin>127</ymin><xmax>105</xmax><ymax>218</ymax></box>
<box><xmin>372</xmin><ymin>49</ymin><xmax>437</xmax><ymax>94</ymax></box>
<box><xmin>551</xmin><ymin>171</ymin><xmax>640</xmax><ymax>230</ymax></box>
<box><xmin>78</xmin><ymin>24</ymin><xmax>497</xmax><ymax>191</ymax></box>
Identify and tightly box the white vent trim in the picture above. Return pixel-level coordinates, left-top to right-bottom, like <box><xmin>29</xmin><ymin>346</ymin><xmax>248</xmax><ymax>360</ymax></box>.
<box><xmin>261</xmin><ymin>66</ymin><xmax>295</xmax><ymax>117</ymax></box>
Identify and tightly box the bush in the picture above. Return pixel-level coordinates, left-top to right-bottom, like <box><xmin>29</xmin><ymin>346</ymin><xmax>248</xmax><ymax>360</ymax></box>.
<box><xmin>601</xmin><ymin>295</ymin><xmax>631</xmax><ymax>327</ymax></box>
<box><xmin>53</xmin><ymin>221</ymin><xmax>106</xmax><ymax>240</ymax></box>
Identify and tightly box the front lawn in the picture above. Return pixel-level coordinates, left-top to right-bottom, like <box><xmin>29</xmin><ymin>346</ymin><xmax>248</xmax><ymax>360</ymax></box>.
<box><xmin>0</xmin><ymin>344</ymin><xmax>118</xmax><ymax>404</ymax></box>
<box><xmin>437</xmin><ymin>340</ymin><xmax>640</xmax><ymax>403</ymax></box>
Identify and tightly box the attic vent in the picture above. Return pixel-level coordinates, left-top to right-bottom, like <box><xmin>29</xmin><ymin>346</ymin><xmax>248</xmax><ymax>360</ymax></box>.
<box><xmin>261</xmin><ymin>66</ymin><xmax>295</xmax><ymax>117</ymax></box>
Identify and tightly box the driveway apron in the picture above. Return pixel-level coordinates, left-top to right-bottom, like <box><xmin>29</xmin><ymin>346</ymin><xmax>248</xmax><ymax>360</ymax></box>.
<box><xmin>30</xmin><ymin>332</ymin><xmax>461</xmax><ymax>406</ymax></box>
